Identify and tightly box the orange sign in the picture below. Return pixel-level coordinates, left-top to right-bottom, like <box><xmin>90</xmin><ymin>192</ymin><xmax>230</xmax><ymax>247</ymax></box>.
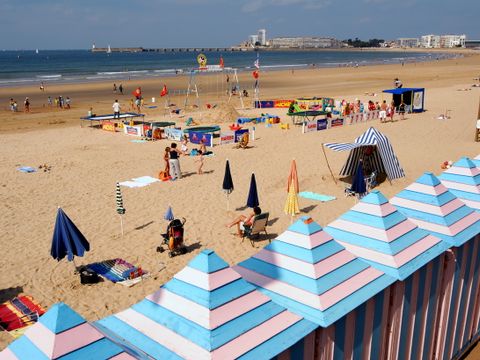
<box><xmin>102</xmin><ymin>121</ymin><xmax>116</xmax><ymax>132</ymax></box>
<box><xmin>274</xmin><ymin>100</ymin><xmax>293</xmax><ymax>108</ymax></box>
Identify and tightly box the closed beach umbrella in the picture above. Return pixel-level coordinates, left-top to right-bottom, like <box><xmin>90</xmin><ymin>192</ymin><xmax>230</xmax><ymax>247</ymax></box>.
<box><xmin>351</xmin><ymin>161</ymin><xmax>367</xmax><ymax>196</ymax></box>
<box><xmin>246</xmin><ymin>173</ymin><xmax>259</xmax><ymax>208</ymax></box>
<box><xmin>164</xmin><ymin>206</ymin><xmax>174</xmax><ymax>221</ymax></box>
<box><xmin>116</xmin><ymin>182</ymin><xmax>125</xmax><ymax>215</ymax></box>
<box><xmin>284</xmin><ymin>179</ymin><xmax>300</xmax><ymax>221</ymax></box>
<box><xmin>287</xmin><ymin>159</ymin><xmax>299</xmax><ymax>194</ymax></box>
<box><xmin>51</xmin><ymin>208</ymin><xmax>90</xmax><ymax>262</ymax></box>
<box><xmin>222</xmin><ymin>160</ymin><xmax>234</xmax><ymax>210</ymax></box>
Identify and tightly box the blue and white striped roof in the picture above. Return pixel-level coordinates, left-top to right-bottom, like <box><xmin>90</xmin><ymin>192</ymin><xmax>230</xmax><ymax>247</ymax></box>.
<box><xmin>323</xmin><ymin>127</ymin><xmax>405</xmax><ymax>180</ymax></box>
<box><xmin>97</xmin><ymin>249</ymin><xmax>317</xmax><ymax>360</ymax></box>
<box><xmin>326</xmin><ymin>191</ymin><xmax>448</xmax><ymax>280</ymax></box>
<box><xmin>1</xmin><ymin>302</ymin><xmax>133</xmax><ymax>360</ymax></box>
<box><xmin>391</xmin><ymin>172</ymin><xmax>480</xmax><ymax>247</ymax></box>
<box><xmin>235</xmin><ymin>217</ymin><xmax>396</xmax><ymax>327</ymax></box>
<box><xmin>437</xmin><ymin>157</ymin><xmax>480</xmax><ymax>212</ymax></box>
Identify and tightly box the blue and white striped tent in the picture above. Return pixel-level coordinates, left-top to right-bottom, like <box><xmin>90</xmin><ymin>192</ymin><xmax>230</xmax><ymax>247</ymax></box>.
<box><xmin>323</xmin><ymin>127</ymin><xmax>405</xmax><ymax>181</ymax></box>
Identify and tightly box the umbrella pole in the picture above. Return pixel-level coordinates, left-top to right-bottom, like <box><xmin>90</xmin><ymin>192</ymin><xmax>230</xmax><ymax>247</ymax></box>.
<box><xmin>120</xmin><ymin>215</ymin><xmax>124</xmax><ymax>236</ymax></box>
<box><xmin>226</xmin><ymin>193</ymin><xmax>230</xmax><ymax>211</ymax></box>
<box><xmin>321</xmin><ymin>144</ymin><xmax>337</xmax><ymax>184</ymax></box>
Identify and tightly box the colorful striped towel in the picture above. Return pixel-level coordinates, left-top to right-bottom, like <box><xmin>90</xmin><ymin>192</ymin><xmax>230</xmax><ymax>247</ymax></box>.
<box><xmin>87</xmin><ymin>259</ymin><xmax>147</xmax><ymax>285</ymax></box>
<box><xmin>299</xmin><ymin>191</ymin><xmax>336</xmax><ymax>202</ymax></box>
<box><xmin>0</xmin><ymin>296</ymin><xmax>45</xmax><ymax>335</ymax></box>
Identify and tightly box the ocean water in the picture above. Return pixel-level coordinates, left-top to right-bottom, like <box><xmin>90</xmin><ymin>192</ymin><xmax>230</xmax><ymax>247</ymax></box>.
<box><xmin>0</xmin><ymin>49</ymin><xmax>457</xmax><ymax>87</ymax></box>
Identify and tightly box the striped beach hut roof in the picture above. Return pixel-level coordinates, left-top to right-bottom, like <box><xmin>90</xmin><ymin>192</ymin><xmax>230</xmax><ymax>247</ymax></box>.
<box><xmin>234</xmin><ymin>217</ymin><xmax>396</xmax><ymax>327</ymax></box>
<box><xmin>437</xmin><ymin>157</ymin><xmax>480</xmax><ymax>212</ymax></box>
<box><xmin>326</xmin><ymin>190</ymin><xmax>448</xmax><ymax>281</ymax></box>
<box><xmin>391</xmin><ymin>172</ymin><xmax>480</xmax><ymax>247</ymax></box>
<box><xmin>323</xmin><ymin>127</ymin><xmax>405</xmax><ymax>180</ymax></box>
<box><xmin>473</xmin><ymin>154</ymin><xmax>480</xmax><ymax>168</ymax></box>
<box><xmin>1</xmin><ymin>302</ymin><xmax>133</xmax><ymax>360</ymax></box>
<box><xmin>97</xmin><ymin>249</ymin><xmax>317</xmax><ymax>360</ymax></box>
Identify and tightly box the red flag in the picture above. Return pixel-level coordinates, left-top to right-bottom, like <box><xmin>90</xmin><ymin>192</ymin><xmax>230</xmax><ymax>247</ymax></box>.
<box><xmin>252</xmin><ymin>70</ymin><xmax>259</xmax><ymax>79</ymax></box>
<box><xmin>160</xmin><ymin>84</ymin><xmax>168</xmax><ymax>97</ymax></box>
<box><xmin>219</xmin><ymin>56</ymin><xmax>224</xmax><ymax>68</ymax></box>
<box><xmin>132</xmin><ymin>87</ymin><xmax>142</xmax><ymax>98</ymax></box>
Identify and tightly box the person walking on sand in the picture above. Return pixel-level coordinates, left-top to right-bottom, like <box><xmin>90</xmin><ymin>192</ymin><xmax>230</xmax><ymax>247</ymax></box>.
<box><xmin>169</xmin><ymin>143</ymin><xmax>182</xmax><ymax>180</ymax></box>
<box><xmin>119</xmin><ymin>84</ymin><xmax>123</xmax><ymax>95</ymax></box>
<box><xmin>113</xmin><ymin>83</ymin><xmax>117</xmax><ymax>93</ymax></box>
<box><xmin>113</xmin><ymin>99</ymin><xmax>121</xmax><ymax>119</ymax></box>
<box><xmin>24</xmin><ymin>97</ymin><xmax>30</xmax><ymax>112</ymax></box>
<box><xmin>398</xmin><ymin>100</ymin><xmax>406</xmax><ymax>120</ymax></box>
<box><xmin>40</xmin><ymin>82</ymin><xmax>45</xmax><ymax>92</ymax></box>
<box><xmin>387</xmin><ymin>101</ymin><xmax>395</xmax><ymax>122</ymax></box>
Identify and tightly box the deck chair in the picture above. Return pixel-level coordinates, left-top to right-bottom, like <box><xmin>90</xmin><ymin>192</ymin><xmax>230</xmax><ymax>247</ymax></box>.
<box><xmin>365</xmin><ymin>171</ymin><xmax>377</xmax><ymax>191</ymax></box>
<box><xmin>242</xmin><ymin>212</ymin><xmax>270</xmax><ymax>247</ymax></box>
<box><xmin>236</xmin><ymin>132</ymin><xmax>249</xmax><ymax>149</ymax></box>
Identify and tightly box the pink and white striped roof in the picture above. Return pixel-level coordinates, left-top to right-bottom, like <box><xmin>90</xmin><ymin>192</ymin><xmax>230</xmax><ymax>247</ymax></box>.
<box><xmin>327</xmin><ymin>190</ymin><xmax>447</xmax><ymax>280</ymax></box>
<box><xmin>392</xmin><ymin>172</ymin><xmax>480</xmax><ymax>247</ymax></box>
<box><xmin>235</xmin><ymin>216</ymin><xmax>396</xmax><ymax>326</ymax></box>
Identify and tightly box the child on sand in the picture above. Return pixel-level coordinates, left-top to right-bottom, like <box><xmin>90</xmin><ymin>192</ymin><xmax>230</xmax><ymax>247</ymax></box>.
<box><xmin>195</xmin><ymin>150</ymin><xmax>204</xmax><ymax>174</ymax></box>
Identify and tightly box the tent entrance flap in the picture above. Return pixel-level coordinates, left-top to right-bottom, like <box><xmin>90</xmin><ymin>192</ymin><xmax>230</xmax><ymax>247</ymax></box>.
<box><xmin>323</xmin><ymin>127</ymin><xmax>405</xmax><ymax>181</ymax></box>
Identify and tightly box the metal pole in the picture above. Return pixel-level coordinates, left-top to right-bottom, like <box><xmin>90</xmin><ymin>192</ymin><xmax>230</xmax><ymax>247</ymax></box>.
<box><xmin>321</xmin><ymin>144</ymin><xmax>337</xmax><ymax>184</ymax></box>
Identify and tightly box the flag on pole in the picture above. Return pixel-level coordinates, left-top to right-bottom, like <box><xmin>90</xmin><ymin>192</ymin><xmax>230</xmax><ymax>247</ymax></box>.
<box><xmin>254</xmin><ymin>54</ymin><xmax>260</xmax><ymax>69</ymax></box>
<box><xmin>219</xmin><ymin>56</ymin><xmax>224</xmax><ymax>68</ymax></box>
<box><xmin>116</xmin><ymin>183</ymin><xmax>125</xmax><ymax>215</ymax></box>
<box><xmin>160</xmin><ymin>84</ymin><xmax>168</xmax><ymax>97</ymax></box>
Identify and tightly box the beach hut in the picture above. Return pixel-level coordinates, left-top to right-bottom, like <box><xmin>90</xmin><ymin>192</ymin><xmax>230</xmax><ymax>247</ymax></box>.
<box><xmin>325</xmin><ymin>190</ymin><xmax>448</xmax><ymax>280</ymax></box>
<box><xmin>97</xmin><ymin>249</ymin><xmax>318</xmax><ymax>360</ymax></box>
<box><xmin>323</xmin><ymin>127</ymin><xmax>405</xmax><ymax>181</ymax></box>
<box><xmin>438</xmin><ymin>157</ymin><xmax>480</xmax><ymax>212</ymax></box>
<box><xmin>235</xmin><ymin>216</ymin><xmax>396</xmax><ymax>327</ymax></box>
<box><xmin>382</xmin><ymin>87</ymin><xmax>425</xmax><ymax>112</ymax></box>
<box><xmin>390</xmin><ymin>172</ymin><xmax>480</xmax><ymax>246</ymax></box>
<box><xmin>0</xmin><ymin>302</ymin><xmax>134</xmax><ymax>359</ymax></box>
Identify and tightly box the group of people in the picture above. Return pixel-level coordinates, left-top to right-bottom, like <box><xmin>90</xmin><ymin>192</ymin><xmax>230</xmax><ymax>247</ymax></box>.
<box><xmin>9</xmin><ymin>97</ymin><xmax>31</xmax><ymax>112</ymax></box>
<box><xmin>47</xmin><ymin>95</ymin><xmax>71</xmax><ymax>109</ymax></box>
<box><xmin>162</xmin><ymin>136</ymin><xmax>208</xmax><ymax>180</ymax></box>
<box><xmin>113</xmin><ymin>83</ymin><xmax>124</xmax><ymax>95</ymax></box>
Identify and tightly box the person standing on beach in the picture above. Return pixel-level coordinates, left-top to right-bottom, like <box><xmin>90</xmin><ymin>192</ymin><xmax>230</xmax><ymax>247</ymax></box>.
<box><xmin>40</xmin><ymin>82</ymin><xmax>45</xmax><ymax>92</ymax></box>
<box><xmin>119</xmin><ymin>84</ymin><xmax>123</xmax><ymax>95</ymax></box>
<box><xmin>47</xmin><ymin>96</ymin><xmax>52</xmax><ymax>107</ymax></box>
<box><xmin>379</xmin><ymin>100</ymin><xmax>387</xmax><ymax>123</ymax></box>
<box><xmin>387</xmin><ymin>101</ymin><xmax>395</xmax><ymax>122</ymax></box>
<box><xmin>9</xmin><ymin>98</ymin><xmax>15</xmax><ymax>112</ymax></box>
<box><xmin>113</xmin><ymin>99</ymin><xmax>121</xmax><ymax>119</ymax></box>
<box><xmin>113</xmin><ymin>83</ymin><xmax>117</xmax><ymax>93</ymax></box>
<box><xmin>24</xmin><ymin>97</ymin><xmax>30</xmax><ymax>112</ymax></box>
<box><xmin>169</xmin><ymin>143</ymin><xmax>182</xmax><ymax>180</ymax></box>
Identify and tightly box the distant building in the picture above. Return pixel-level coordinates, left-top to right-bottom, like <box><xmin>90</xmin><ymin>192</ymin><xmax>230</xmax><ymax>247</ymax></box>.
<box><xmin>396</xmin><ymin>38</ymin><xmax>419</xmax><ymax>48</ymax></box>
<box><xmin>258</xmin><ymin>29</ymin><xmax>267</xmax><ymax>46</ymax></box>
<box><xmin>248</xmin><ymin>35</ymin><xmax>259</xmax><ymax>45</ymax></box>
<box><xmin>420</xmin><ymin>34</ymin><xmax>465</xmax><ymax>48</ymax></box>
<box><xmin>269</xmin><ymin>37</ymin><xmax>341</xmax><ymax>49</ymax></box>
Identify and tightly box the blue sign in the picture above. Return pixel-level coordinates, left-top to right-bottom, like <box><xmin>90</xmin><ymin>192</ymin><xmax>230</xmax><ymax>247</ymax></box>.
<box><xmin>234</xmin><ymin>129</ymin><xmax>249</xmax><ymax>142</ymax></box>
<box><xmin>189</xmin><ymin>131</ymin><xmax>213</xmax><ymax>147</ymax></box>
<box><xmin>317</xmin><ymin>118</ymin><xmax>328</xmax><ymax>131</ymax></box>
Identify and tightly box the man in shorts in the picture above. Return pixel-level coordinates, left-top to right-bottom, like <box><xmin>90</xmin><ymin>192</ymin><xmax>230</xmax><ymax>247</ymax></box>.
<box><xmin>112</xmin><ymin>99</ymin><xmax>121</xmax><ymax>119</ymax></box>
<box><xmin>379</xmin><ymin>100</ymin><xmax>387</xmax><ymax>123</ymax></box>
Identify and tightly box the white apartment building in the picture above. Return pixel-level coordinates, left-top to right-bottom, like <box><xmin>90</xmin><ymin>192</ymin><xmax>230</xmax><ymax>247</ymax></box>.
<box><xmin>269</xmin><ymin>37</ymin><xmax>339</xmax><ymax>48</ymax></box>
<box><xmin>420</xmin><ymin>34</ymin><xmax>466</xmax><ymax>48</ymax></box>
<box><xmin>397</xmin><ymin>38</ymin><xmax>419</xmax><ymax>48</ymax></box>
<box><xmin>249</xmin><ymin>35</ymin><xmax>259</xmax><ymax>45</ymax></box>
<box><xmin>258</xmin><ymin>29</ymin><xmax>267</xmax><ymax>46</ymax></box>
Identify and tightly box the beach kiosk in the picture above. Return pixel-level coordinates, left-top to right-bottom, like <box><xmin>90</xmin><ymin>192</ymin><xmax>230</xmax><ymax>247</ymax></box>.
<box><xmin>382</xmin><ymin>87</ymin><xmax>425</xmax><ymax>113</ymax></box>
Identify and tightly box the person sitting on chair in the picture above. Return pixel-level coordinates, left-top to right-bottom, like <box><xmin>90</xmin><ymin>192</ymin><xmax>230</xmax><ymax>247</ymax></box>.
<box><xmin>226</xmin><ymin>206</ymin><xmax>261</xmax><ymax>237</ymax></box>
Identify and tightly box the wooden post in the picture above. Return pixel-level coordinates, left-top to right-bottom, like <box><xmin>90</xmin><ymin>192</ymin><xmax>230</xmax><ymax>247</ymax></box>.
<box><xmin>321</xmin><ymin>144</ymin><xmax>337</xmax><ymax>185</ymax></box>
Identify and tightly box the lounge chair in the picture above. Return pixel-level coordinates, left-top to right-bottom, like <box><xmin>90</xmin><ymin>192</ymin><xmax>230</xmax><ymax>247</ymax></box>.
<box><xmin>365</xmin><ymin>171</ymin><xmax>377</xmax><ymax>191</ymax></box>
<box><xmin>236</xmin><ymin>132</ymin><xmax>249</xmax><ymax>149</ymax></box>
<box><xmin>242</xmin><ymin>212</ymin><xmax>270</xmax><ymax>247</ymax></box>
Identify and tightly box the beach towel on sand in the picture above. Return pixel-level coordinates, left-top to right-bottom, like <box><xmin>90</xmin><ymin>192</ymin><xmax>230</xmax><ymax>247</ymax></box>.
<box><xmin>17</xmin><ymin>167</ymin><xmax>36</xmax><ymax>173</ymax></box>
<box><xmin>0</xmin><ymin>296</ymin><xmax>45</xmax><ymax>337</ymax></box>
<box><xmin>299</xmin><ymin>191</ymin><xmax>336</xmax><ymax>202</ymax></box>
<box><xmin>86</xmin><ymin>259</ymin><xmax>148</xmax><ymax>287</ymax></box>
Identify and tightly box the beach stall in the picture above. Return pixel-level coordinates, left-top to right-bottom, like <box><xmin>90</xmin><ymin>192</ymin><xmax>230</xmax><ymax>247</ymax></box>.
<box><xmin>0</xmin><ymin>303</ymin><xmax>135</xmax><ymax>359</ymax></box>
<box><xmin>323</xmin><ymin>127</ymin><xmax>405</xmax><ymax>182</ymax></box>
<box><xmin>97</xmin><ymin>249</ymin><xmax>318</xmax><ymax>360</ymax></box>
<box><xmin>80</xmin><ymin>112</ymin><xmax>145</xmax><ymax>129</ymax></box>
<box><xmin>438</xmin><ymin>157</ymin><xmax>480</xmax><ymax>212</ymax></box>
<box><xmin>382</xmin><ymin>87</ymin><xmax>425</xmax><ymax>113</ymax></box>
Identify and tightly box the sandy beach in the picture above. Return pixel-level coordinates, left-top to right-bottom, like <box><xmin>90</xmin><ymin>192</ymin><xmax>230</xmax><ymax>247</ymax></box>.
<box><xmin>1</xmin><ymin>52</ymin><xmax>480</xmax><ymax>353</ymax></box>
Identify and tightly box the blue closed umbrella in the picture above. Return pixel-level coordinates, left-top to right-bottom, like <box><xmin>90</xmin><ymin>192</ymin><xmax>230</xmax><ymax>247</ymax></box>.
<box><xmin>246</xmin><ymin>173</ymin><xmax>259</xmax><ymax>208</ymax></box>
<box><xmin>351</xmin><ymin>161</ymin><xmax>367</xmax><ymax>196</ymax></box>
<box><xmin>51</xmin><ymin>208</ymin><xmax>90</xmax><ymax>262</ymax></box>
<box><xmin>223</xmin><ymin>160</ymin><xmax>234</xmax><ymax>210</ymax></box>
<box><xmin>164</xmin><ymin>206</ymin><xmax>174</xmax><ymax>221</ymax></box>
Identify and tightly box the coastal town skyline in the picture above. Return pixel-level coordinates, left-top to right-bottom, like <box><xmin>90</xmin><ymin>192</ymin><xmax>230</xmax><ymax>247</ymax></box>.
<box><xmin>1</xmin><ymin>0</ymin><xmax>479</xmax><ymax>49</ymax></box>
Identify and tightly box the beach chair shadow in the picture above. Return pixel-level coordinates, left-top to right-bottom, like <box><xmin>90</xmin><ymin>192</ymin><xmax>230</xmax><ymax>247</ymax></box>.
<box><xmin>300</xmin><ymin>205</ymin><xmax>317</xmax><ymax>213</ymax></box>
<box><xmin>185</xmin><ymin>241</ymin><xmax>202</xmax><ymax>252</ymax></box>
<box><xmin>242</xmin><ymin>212</ymin><xmax>270</xmax><ymax>247</ymax></box>
<box><xmin>0</xmin><ymin>287</ymin><xmax>23</xmax><ymax>304</ymax></box>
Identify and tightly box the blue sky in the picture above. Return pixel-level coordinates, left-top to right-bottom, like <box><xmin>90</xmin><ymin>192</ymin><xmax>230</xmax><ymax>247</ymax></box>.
<box><xmin>0</xmin><ymin>0</ymin><xmax>478</xmax><ymax>49</ymax></box>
